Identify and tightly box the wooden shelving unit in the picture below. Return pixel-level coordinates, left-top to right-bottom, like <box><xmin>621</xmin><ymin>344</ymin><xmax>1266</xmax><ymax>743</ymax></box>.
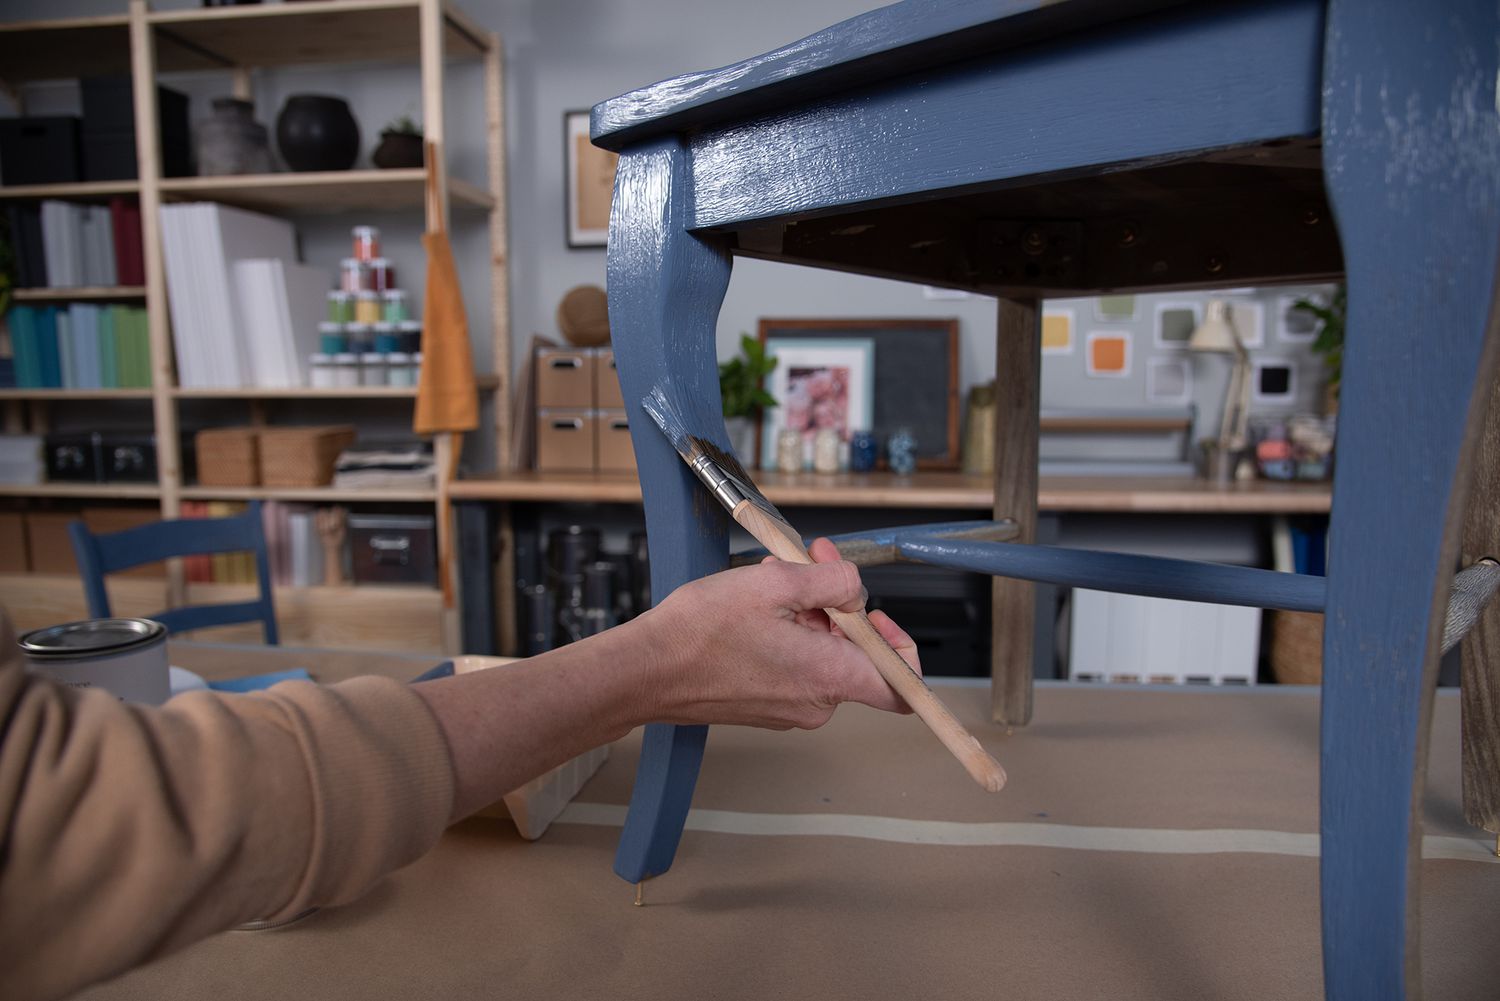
<box><xmin>0</xmin><ymin>0</ymin><xmax>510</xmax><ymax>654</ymax></box>
<box><xmin>12</xmin><ymin>286</ymin><xmax>148</xmax><ymax>301</ymax></box>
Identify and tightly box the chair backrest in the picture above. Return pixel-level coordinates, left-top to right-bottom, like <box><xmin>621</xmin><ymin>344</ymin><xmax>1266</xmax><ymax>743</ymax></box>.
<box><xmin>68</xmin><ymin>500</ymin><xmax>279</xmax><ymax>645</ymax></box>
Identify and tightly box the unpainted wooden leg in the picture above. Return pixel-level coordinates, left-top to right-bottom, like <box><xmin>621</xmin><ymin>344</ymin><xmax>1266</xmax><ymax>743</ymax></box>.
<box><xmin>991</xmin><ymin>296</ymin><xmax>1040</xmax><ymax>725</ymax></box>
<box><xmin>606</xmin><ymin>137</ymin><xmax>734</xmax><ymax>885</ymax></box>
<box><xmin>1319</xmin><ymin>2</ymin><xmax>1500</xmax><ymax>996</ymax></box>
<box><xmin>1461</xmin><ymin>374</ymin><xmax>1500</xmax><ymax>837</ymax></box>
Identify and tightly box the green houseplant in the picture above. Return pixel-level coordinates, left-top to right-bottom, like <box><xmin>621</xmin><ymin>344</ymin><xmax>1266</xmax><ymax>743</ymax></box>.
<box><xmin>719</xmin><ymin>333</ymin><xmax>777</xmax><ymax>461</ymax></box>
<box><xmin>372</xmin><ymin>115</ymin><xmax>424</xmax><ymax>170</ymax></box>
<box><xmin>1293</xmin><ymin>284</ymin><xmax>1345</xmax><ymax>409</ymax></box>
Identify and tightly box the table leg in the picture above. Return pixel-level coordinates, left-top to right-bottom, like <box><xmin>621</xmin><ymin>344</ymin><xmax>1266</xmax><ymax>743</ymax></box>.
<box><xmin>606</xmin><ymin>137</ymin><xmax>734</xmax><ymax>884</ymax></box>
<box><xmin>456</xmin><ymin>500</ymin><xmax>497</xmax><ymax>655</ymax></box>
<box><xmin>1319</xmin><ymin>2</ymin><xmax>1500</xmax><ymax>996</ymax></box>
<box><xmin>991</xmin><ymin>296</ymin><xmax>1040</xmax><ymax>725</ymax></box>
<box><xmin>1460</xmin><ymin>374</ymin><xmax>1500</xmax><ymax>841</ymax></box>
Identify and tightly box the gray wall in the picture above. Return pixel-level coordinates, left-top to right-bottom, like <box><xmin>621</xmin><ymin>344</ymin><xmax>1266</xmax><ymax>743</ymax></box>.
<box><xmin>4</xmin><ymin>0</ymin><xmax>1336</xmax><ymax>464</ymax></box>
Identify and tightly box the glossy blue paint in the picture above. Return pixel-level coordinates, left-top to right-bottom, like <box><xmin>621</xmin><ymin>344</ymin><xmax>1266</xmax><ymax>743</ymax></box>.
<box><xmin>898</xmin><ymin>538</ymin><xmax>1325</xmax><ymax>613</ymax></box>
<box><xmin>68</xmin><ymin>501</ymin><xmax>278</xmax><ymax>645</ymax></box>
<box><xmin>606</xmin><ymin>136</ymin><xmax>735</xmax><ymax>884</ymax></box>
<box><xmin>734</xmin><ymin>519</ymin><xmax>1015</xmax><ymax>565</ymax></box>
<box><xmin>593</xmin><ymin>0</ymin><xmax>1187</xmax><ymax>149</ymax></box>
<box><xmin>686</xmin><ymin>0</ymin><xmax>1323</xmax><ymax>230</ymax></box>
<box><xmin>1318</xmin><ymin>1</ymin><xmax>1500</xmax><ymax>996</ymax></box>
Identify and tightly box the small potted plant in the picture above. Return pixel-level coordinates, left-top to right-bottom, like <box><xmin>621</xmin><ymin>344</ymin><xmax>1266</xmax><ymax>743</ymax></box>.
<box><xmin>1293</xmin><ymin>284</ymin><xmax>1345</xmax><ymax>413</ymax></box>
<box><xmin>372</xmin><ymin>115</ymin><xmax>424</xmax><ymax>170</ymax></box>
<box><xmin>719</xmin><ymin>333</ymin><xmax>777</xmax><ymax>461</ymax></box>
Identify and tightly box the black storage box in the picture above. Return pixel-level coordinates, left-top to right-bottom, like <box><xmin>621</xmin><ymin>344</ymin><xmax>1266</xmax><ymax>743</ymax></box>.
<box><xmin>45</xmin><ymin>432</ymin><xmax>103</xmax><ymax>483</ymax></box>
<box><xmin>0</xmin><ymin>117</ymin><xmax>81</xmax><ymax>186</ymax></box>
<box><xmin>79</xmin><ymin>77</ymin><xmax>191</xmax><ymax>179</ymax></box>
<box><xmin>349</xmin><ymin>514</ymin><xmax>437</xmax><ymax>586</ymax></box>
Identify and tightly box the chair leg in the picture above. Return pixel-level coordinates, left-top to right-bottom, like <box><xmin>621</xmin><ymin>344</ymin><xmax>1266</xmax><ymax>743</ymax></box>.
<box><xmin>1461</xmin><ymin>375</ymin><xmax>1500</xmax><ymax>846</ymax></box>
<box><xmin>1319</xmin><ymin>2</ymin><xmax>1500</xmax><ymax>996</ymax></box>
<box><xmin>606</xmin><ymin>136</ymin><xmax>734</xmax><ymax>885</ymax></box>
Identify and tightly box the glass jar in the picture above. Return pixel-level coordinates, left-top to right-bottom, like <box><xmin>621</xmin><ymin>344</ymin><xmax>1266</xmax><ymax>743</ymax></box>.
<box><xmin>372</xmin><ymin>322</ymin><xmax>399</xmax><ymax>354</ymax></box>
<box><xmin>398</xmin><ymin>320</ymin><xmax>422</xmax><ymax>354</ymax></box>
<box><xmin>887</xmin><ymin>426</ymin><xmax>917</xmax><ymax>476</ymax></box>
<box><xmin>359</xmin><ymin>352</ymin><xmax>387</xmax><ymax>386</ymax></box>
<box><xmin>368</xmin><ymin>257</ymin><xmax>395</xmax><ymax>292</ymax></box>
<box><xmin>849</xmin><ymin>430</ymin><xmax>879</xmax><ymax>472</ymax></box>
<box><xmin>339</xmin><ymin>257</ymin><xmax>370</xmax><ymax>293</ymax></box>
<box><xmin>386</xmin><ymin>352</ymin><xmax>415</xmax><ymax>387</ymax></box>
<box><xmin>317</xmin><ymin>321</ymin><xmax>346</xmax><ymax>355</ymax></box>
<box><xmin>326</xmin><ymin>290</ymin><xmax>354</xmax><ymax>323</ymax></box>
<box><xmin>332</xmin><ymin>352</ymin><xmax>360</xmax><ymax>387</ymax></box>
<box><xmin>354</xmin><ymin>290</ymin><xmax>381</xmax><ymax>325</ymax></box>
<box><xmin>309</xmin><ymin>352</ymin><xmax>336</xmax><ymax>388</ymax></box>
<box><xmin>343</xmin><ymin>322</ymin><xmax>373</xmax><ymax>353</ymax></box>
<box><xmin>351</xmin><ymin>225</ymin><xmax>380</xmax><ymax>263</ymax></box>
<box><xmin>381</xmin><ymin>289</ymin><xmax>408</xmax><ymax>323</ymax></box>
<box><xmin>813</xmin><ymin>428</ymin><xmax>841</xmax><ymax>473</ymax></box>
<box><xmin>776</xmin><ymin>429</ymin><xmax>804</xmax><ymax>474</ymax></box>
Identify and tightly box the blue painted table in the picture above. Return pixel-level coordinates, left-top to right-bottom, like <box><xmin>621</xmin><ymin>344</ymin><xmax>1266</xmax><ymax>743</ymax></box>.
<box><xmin>594</xmin><ymin>2</ymin><xmax>1500</xmax><ymax>998</ymax></box>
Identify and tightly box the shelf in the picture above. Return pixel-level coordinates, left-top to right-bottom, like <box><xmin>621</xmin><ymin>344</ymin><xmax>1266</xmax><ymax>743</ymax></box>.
<box><xmin>171</xmin><ymin>375</ymin><xmax>499</xmax><ymax>400</ymax></box>
<box><xmin>0</xmin><ymin>389</ymin><xmax>154</xmax><ymax>400</ymax></box>
<box><xmin>12</xmin><ymin>286</ymin><xmax>148</xmax><ymax>302</ymax></box>
<box><xmin>147</xmin><ymin>0</ymin><xmax>489</xmax><ymax>69</ymax></box>
<box><xmin>0</xmin><ymin>15</ymin><xmax>133</xmax><ymax>84</ymax></box>
<box><xmin>157</xmin><ymin>169</ymin><xmax>493</xmax><ymax>215</ymax></box>
<box><xmin>448</xmin><ymin>471</ymin><xmax>1335</xmax><ymax>514</ymax></box>
<box><xmin>180</xmin><ymin>485</ymin><xmax>435</xmax><ymax>503</ymax></box>
<box><xmin>0</xmin><ymin>180</ymin><xmax>140</xmax><ymax>202</ymax></box>
<box><xmin>0</xmin><ymin>482</ymin><xmax>161</xmax><ymax>499</ymax></box>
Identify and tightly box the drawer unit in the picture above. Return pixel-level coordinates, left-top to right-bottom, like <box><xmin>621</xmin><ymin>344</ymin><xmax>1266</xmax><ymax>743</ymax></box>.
<box><xmin>349</xmin><ymin>514</ymin><xmax>436</xmax><ymax>586</ymax></box>
<box><xmin>535</xmin><ymin>348</ymin><xmax>596</xmax><ymax>408</ymax></box>
<box><xmin>595</xmin><ymin>349</ymin><xmax>626</xmax><ymax>409</ymax></box>
<box><xmin>0</xmin><ymin>117</ymin><xmax>81</xmax><ymax>186</ymax></box>
<box><xmin>535</xmin><ymin>410</ymin><xmax>598</xmax><ymax>472</ymax></box>
<box><xmin>596</xmin><ymin>411</ymin><xmax>637</xmax><ymax>474</ymax></box>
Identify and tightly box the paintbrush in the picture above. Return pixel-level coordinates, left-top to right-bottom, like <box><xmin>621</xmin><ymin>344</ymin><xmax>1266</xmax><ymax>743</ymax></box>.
<box><xmin>642</xmin><ymin>386</ymin><xmax>1007</xmax><ymax>793</ymax></box>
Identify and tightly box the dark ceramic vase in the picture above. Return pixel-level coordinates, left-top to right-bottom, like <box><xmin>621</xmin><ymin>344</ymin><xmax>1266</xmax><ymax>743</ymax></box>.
<box><xmin>372</xmin><ymin>130</ymin><xmax>424</xmax><ymax>169</ymax></box>
<box><xmin>275</xmin><ymin>95</ymin><xmax>359</xmax><ymax>172</ymax></box>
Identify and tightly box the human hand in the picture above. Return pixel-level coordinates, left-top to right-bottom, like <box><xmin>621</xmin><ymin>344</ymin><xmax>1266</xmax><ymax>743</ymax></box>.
<box><xmin>632</xmin><ymin>537</ymin><xmax>920</xmax><ymax>731</ymax></box>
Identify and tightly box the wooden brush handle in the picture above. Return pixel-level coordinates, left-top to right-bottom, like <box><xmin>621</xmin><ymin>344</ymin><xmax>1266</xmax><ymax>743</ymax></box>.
<box><xmin>734</xmin><ymin>501</ymin><xmax>1007</xmax><ymax>793</ymax></box>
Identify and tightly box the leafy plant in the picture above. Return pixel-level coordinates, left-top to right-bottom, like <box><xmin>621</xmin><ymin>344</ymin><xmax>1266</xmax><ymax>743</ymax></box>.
<box><xmin>719</xmin><ymin>333</ymin><xmax>778</xmax><ymax>418</ymax></box>
<box><xmin>1293</xmin><ymin>284</ymin><xmax>1345</xmax><ymax>400</ymax></box>
<box><xmin>384</xmin><ymin>115</ymin><xmax>421</xmax><ymax>136</ymax></box>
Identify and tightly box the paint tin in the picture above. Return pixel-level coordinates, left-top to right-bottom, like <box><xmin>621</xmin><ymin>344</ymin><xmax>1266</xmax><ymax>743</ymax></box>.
<box><xmin>19</xmin><ymin>617</ymin><xmax>170</xmax><ymax>704</ymax></box>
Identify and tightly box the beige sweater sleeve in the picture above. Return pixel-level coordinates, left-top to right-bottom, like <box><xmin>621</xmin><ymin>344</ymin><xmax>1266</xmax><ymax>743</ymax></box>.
<box><xmin>0</xmin><ymin>639</ymin><xmax>456</xmax><ymax>1001</ymax></box>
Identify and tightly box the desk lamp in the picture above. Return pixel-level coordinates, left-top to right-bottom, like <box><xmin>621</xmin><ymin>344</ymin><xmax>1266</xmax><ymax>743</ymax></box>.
<box><xmin>1189</xmin><ymin>299</ymin><xmax>1250</xmax><ymax>479</ymax></box>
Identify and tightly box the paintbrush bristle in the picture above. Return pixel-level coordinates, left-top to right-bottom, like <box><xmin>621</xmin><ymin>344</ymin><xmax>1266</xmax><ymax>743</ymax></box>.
<box><xmin>641</xmin><ymin>383</ymin><xmax>782</xmax><ymax>519</ymax></box>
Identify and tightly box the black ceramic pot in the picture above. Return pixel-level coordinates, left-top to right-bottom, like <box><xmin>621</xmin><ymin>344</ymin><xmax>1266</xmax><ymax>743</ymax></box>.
<box><xmin>372</xmin><ymin>130</ymin><xmax>424</xmax><ymax>169</ymax></box>
<box><xmin>275</xmin><ymin>95</ymin><xmax>359</xmax><ymax>172</ymax></box>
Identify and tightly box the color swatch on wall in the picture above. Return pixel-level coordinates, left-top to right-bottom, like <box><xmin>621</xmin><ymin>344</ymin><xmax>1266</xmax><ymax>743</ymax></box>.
<box><xmin>1042</xmin><ymin>310</ymin><xmax>1074</xmax><ymax>354</ymax></box>
<box><xmin>1147</xmin><ymin>357</ymin><xmax>1192</xmax><ymax>404</ymax></box>
<box><xmin>1094</xmin><ymin>295</ymin><xmax>1136</xmax><ymax>321</ymax></box>
<box><xmin>1276</xmin><ymin>294</ymin><xmax>1318</xmax><ymax>342</ymax></box>
<box><xmin>1154</xmin><ymin>302</ymin><xmax>1201</xmax><ymax>348</ymax></box>
<box><xmin>1086</xmin><ymin>331</ymin><xmax>1131</xmax><ymax>377</ymax></box>
<box><xmin>1253</xmin><ymin>358</ymin><xmax>1296</xmax><ymax>404</ymax></box>
<box><xmin>1227</xmin><ymin>299</ymin><xmax>1264</xmax><ymax>348</ymax></box>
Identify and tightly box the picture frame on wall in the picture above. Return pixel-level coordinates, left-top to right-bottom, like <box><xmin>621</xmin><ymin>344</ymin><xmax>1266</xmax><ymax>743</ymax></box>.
<box><xmin>564</xmin><ymin>110</ymin><xmax>617</xmax><ymax>248</ymax></box>
<box><xmin>758</xmin><ymin>337</ymin><xmax>876</xmax><ymax>471</ymax></box>
<box><xmin>757</xmin><ymin>318</ymin><xmax>961</xmax><ymax>470</ymax></box>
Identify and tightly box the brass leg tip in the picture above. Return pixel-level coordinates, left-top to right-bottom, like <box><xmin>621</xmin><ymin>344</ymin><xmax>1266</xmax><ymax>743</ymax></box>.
<box><xmin>634</xmin><ymin>882</ymin><xmax>644</xmax><ymax>907</ymax></box>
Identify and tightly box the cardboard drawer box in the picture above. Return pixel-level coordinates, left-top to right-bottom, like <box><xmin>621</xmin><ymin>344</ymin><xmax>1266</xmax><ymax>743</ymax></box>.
<box><xmin>597</xmin><ymin>411</ymin><xmax>637</xmax><ymax>474</ymax></box>
<box><xmin>535</xmin><ymin>410</ymin><xmax>597</xmax><ymax>472</ymax></box>
<box><xmin>595</xmin><ymin>349</ymin><xmax>625</xmax><ymax>409</ymax></box>
<box><xmin>25</xmin><ymin>512</ymin><xmax>79</xmax><ymax>575</ymax></box>
<box><xmin>83</xmin><ymin>507</ymin><xmax>165</xmax><ymax>579</ymax></box>
<box><xmin>349</xmin><ymin>514</ymin><xmax>436</xmax><ymax>586</ymax></box>
<box><xmin>535</xmin><ymin>348</ymin><xmax>596</xmax><ymax>408</ymax></box>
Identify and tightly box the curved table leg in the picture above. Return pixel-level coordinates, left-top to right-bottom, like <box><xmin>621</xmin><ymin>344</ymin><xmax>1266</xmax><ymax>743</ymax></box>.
<box><xmin>1320</xmin><ymin>2</ymin><xmax>1500</xmax><ymax>996</ymax></box>
<box><xmin>606</xmin><ymin>136</ymin><xmax>734</xmax><ymax>884</ymax></box>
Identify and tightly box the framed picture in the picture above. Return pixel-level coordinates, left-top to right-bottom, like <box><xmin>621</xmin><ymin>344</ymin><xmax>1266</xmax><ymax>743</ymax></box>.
<box><xmin>758</xmin><ymin>337</ymin><xmax>876</xmax><ymax>471</ymax></box>
<box><xmin>564</xmin><ymin>110</ymin><xmax>617</xmax><ymax>248</ymax></box>
<box><xmin>757</xmin><ymin>318</ymin><xmax>961</xmax><ymax>469</ymax></box>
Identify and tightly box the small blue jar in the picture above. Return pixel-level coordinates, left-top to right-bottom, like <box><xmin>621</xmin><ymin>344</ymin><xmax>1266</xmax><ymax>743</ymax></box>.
<box><xmin>887</xmin><ymin>427</ymin><xmax>917</xmax><ymax>476</ymax></box>
<box><xmin>849</xmin><ymin>430</ymin><xmax>879</xmax><ymax>472</ymax></box>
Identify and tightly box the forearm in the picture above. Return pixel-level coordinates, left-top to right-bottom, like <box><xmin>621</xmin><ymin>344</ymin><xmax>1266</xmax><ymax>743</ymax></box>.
<box><xmin>414</xmin><ymin>613</ymin><xmax>668</xmax><ymax>821</ymax></box>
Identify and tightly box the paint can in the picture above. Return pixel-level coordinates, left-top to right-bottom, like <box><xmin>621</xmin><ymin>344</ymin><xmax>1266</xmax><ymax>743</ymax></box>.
<box><xmin>19</xmin><ymin>617</ymin><xmax>170</xmax><ymax>705</ymax></box>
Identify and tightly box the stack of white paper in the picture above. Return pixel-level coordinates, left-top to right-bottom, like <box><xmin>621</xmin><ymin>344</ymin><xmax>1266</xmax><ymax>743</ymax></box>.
<box><xmin>159</xmin><ymin>203</ymin><xmax>303</xmax><ymax>388</ymax></box>
<box><xmin>231</xmin><ymin>259</ymin><xmax>331</xmax><ymax>387</ymax></box>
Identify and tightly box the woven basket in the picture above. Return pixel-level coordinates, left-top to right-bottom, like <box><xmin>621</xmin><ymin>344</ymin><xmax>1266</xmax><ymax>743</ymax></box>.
<box><xmin>1270</xmin><ymin>609</ymin><xmax>1324</xmax><ymax>685</ymax></box>
<box><xmin>257</xmin><ymin>425</ymin><xmax>357</xmax><ymax>488</ymax></box>
<box><xmin>195</xmin><ymin>427</ymin><xmax>260</xmax><ymax>487</ymax></box>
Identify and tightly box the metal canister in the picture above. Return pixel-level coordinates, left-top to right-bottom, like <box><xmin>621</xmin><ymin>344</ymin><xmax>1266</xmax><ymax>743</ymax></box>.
<box><xmin>19</xmin><ymin>618</ymin><xmax>170</xmax><ymax>705</ymax></box>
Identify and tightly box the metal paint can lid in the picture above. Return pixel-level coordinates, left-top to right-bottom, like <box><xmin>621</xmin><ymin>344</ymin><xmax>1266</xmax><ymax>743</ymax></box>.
<box><xmin>19</xmin><ymin>618</ymin><xmax>167</xmax><ymax>661</ymax></box>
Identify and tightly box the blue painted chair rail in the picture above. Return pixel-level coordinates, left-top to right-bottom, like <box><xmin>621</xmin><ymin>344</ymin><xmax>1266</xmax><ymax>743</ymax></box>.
<box><xmin>68</xmin><ymin>501</ymin><xmax>279</xmax><ymax>645</ymax></box>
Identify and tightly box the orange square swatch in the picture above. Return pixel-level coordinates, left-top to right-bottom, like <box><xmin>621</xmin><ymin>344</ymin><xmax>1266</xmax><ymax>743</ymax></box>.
<box><xmin>1087</xmin><ymin>332</ymin><xmax>1130</xmax><ymax>377</ymax></box>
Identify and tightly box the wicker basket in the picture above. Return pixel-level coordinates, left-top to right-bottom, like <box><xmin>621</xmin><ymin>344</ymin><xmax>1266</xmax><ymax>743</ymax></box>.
<box><xmin>195</xmin><ymin>427</ymin><xmax>260</xmax><ymax>487</ymax></box>
<box><xmin>257</xmin><ymin>425</ymin><xmax>357</xmax><ymax>488</ymax></box>
<box><xmin>1270</xmin><ymin>609</ymin><xmax>1324</xmax><ymax>685</ymax></box>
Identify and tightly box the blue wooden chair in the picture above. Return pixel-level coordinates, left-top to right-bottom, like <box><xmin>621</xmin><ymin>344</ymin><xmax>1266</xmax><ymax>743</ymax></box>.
<box><xmin>68</xmin><ymin>500</ymin><xmax>279</xmax><ymax>645</ymax></box>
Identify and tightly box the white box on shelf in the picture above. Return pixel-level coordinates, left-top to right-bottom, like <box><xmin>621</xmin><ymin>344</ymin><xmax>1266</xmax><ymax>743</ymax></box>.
<box><xmin>1068</xmin><ymin>588</ymin><xmax>1260</xmax><ymax>685</ymax></box>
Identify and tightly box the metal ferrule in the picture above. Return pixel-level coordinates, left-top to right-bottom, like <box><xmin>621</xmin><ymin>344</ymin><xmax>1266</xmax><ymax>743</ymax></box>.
<box><xmin>690</xmin><ymin>452</ymin><xmax>746</xmax><ymax>511</ymax></box>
